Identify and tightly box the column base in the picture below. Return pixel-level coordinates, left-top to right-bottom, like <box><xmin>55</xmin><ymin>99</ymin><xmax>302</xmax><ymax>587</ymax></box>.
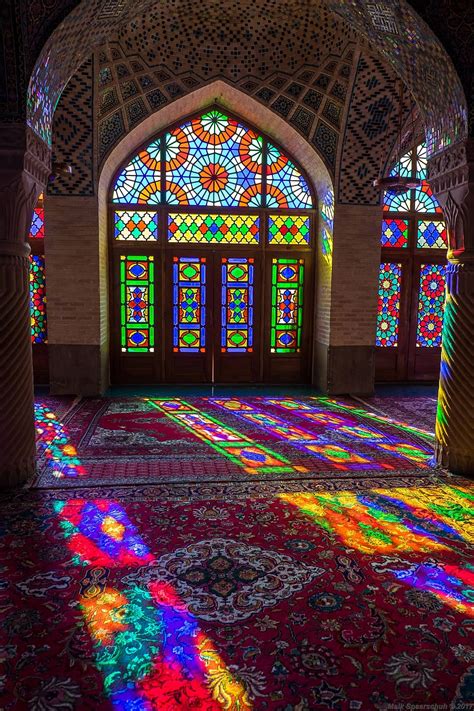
<box><xmin>0</xmin><ymin>457</ymin><xmax>36</xmax><ymax>488</ymax></box>
<box><xmin>435</xmin><ymin>443</ymin><xmax>474</xmax><ymax>478</ymax></box>
<box><xmin>313</xmin><ymin>343</ymin><xmax>375</xmax><ymax>395</ymax></box>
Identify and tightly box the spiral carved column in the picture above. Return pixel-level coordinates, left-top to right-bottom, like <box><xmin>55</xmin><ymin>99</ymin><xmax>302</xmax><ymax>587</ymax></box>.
<box><xmin>0</xmin><ymin>243</ymin><xmax>36</xmax><ymax>486</ymax></box>
<box><xmin>435</xmin><ymin>261</ymin><xmax>474</xmax><ymax>476</ymax></box>
<box><xmin>0</xmin><ymin>126</ymin><xmax>50</xmax><ymax>487</ymax></box>
<box><xmin>430</xmin><ymin>140</ymin><xmax>474</xmax><ymax>477</ymax></box>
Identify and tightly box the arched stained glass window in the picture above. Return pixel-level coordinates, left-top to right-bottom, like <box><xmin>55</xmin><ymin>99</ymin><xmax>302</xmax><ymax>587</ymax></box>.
<box><xmin>110</xmin><ymin>109</ymin><xmax>315</xmax><ymax>382</ymax></box>
<box><xmin>113</xmin><ymin>110</ymin><xmax>313</xmax><ymax>211</ymax></box>
<box><xmin>377</xmin><ymin>143</ymin><xmax>447</xmax><ymax>381</ymax></box>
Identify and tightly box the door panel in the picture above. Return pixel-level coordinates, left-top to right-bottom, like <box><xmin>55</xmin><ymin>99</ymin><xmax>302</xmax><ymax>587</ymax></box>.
<box><xmin>214</xmin><ymin>252</ymin><xmax>262</xmax><ymax>383</ymax></box>
<box><xmin>164</xmin><ymin>253</ymin><xmax>212</xmax><ymax>383</ymax></box>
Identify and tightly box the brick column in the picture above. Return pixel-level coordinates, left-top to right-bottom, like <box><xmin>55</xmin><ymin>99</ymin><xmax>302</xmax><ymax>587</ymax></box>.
<box><xmin>0</xmin><ymin>126</ymin><xmax>49</xmax><ymax>486</ymax></box>
<box><xmin>315</xmin><ymin>203</ymin><xmax>381</xmax><ymax>395</ymax></box>
<box><xmin>430</xmin><ymin>140</ymin><xmax>474</xmax><ymax>476</ymax></box>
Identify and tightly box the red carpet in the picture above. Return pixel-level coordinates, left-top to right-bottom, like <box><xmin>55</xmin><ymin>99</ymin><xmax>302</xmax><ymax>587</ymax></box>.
<box><xmin>34</xmin><ymin>395</ymin><xmax>435</xmax><ymax>488</ymax></box>
<box><xmin>0</xmin><ymin>476</ymin><xmax>472</xmax><ymax>709</ymax></box>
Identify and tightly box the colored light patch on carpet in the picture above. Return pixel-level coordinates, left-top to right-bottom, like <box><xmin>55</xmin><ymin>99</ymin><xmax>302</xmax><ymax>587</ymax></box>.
<box><xmin>148</xmin><ymin>398</ymin><xmax>299</xmax><ymax>475</ymax></box>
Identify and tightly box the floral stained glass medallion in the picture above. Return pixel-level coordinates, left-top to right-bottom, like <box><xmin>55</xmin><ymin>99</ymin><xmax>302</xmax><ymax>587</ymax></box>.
<box><xmin>266</xmin><ymin>143</ymin><xmax>312</xmax><ymax>209</ymax></box>
<box><xmin>221</xmin><ymin>258</ymin><xmax>254</xmax><ymax>352</ymax></box>
<box><xmin>173</xmin><ymin>256</ymin><xmax>206</xmax><ymax>352</ymax></box>
<box><xmin>165</xmin><ymin>111</ymin><xmax>263</xmax><ymax>207</ymax></box>
<box><xmin>377</xmin><ymin>263</ymin><xmax>401</xmax><ymax>347</ymax></box>
<box><xmin>30</xmin><ymin>255</ymin><xmax>47</xmax><ymax>343</ymax></box>
<box><xmin>120</xmin><ymin>256</ymin><xmax>155</xmax><ymax>352</ymax></box>
<box><xmin>416</xmin><ymin>264</ymin><xmax>446</xmax><ymax>347</ymax></box>
<box><xmin>271</xmin><ymin>258</ymin><xmax>304</xmax><ymax>353</ymax></box>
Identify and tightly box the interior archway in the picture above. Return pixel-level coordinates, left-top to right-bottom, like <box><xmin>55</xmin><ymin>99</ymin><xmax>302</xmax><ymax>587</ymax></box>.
<box><xmin>106</xmin><ymin>103</ymin><xmax>322</xmax><ymax>384</ymax></box>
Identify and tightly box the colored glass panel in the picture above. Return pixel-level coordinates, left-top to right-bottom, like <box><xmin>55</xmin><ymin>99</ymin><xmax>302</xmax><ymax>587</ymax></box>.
<box><xmin>29</xmin><ymin>207</ymin><xmax>45</xmax><ymax>239</ymax></box>
<box><xmin>416</xmin><ymin>143</ymin><xmax>427</xmax><ymax>179</ymax></box>
<box><xmin>414</xmin><ymin>182</ymin><xmax>443</xmax><ymax>214</ymax></box>
<box><xmin>270</xmin><ymin>258</ymin><xmax>304</xmax><ymax>353</ymax></box>
<box><xmin>173</xmin><ymin>257</ymin><xmax>206</xmax><ymax>352</ymax></box>
<box><xmin>165</xmin><ymin>110</ymin><xmax>263</xmax><ymax>207</ymax></box>
<box><xmin>416</xmin><ymin>264</ymin><xmax>446</xmax><ymax>347</ymax></box>
<box><xmin>114</xmin><ymin>211</ymin><xmax>158</xmax><ymax>241</ymax></box>
<box><xmin>266</xmin><ymin>142</ymin><xmax>313</xmax><ymax>209</ymax></box>
<box><xmin>30</xmin><ymin>255</ymin><xmax>47</xmax><ymax>343</ymax></box>
<box><xmin>417</xmin><ymin>220</ymin><xmax>448</xmax><ymax>249</ymax></box>
<box><xmin>221</xmin><ymin>257</ymin><xmax>254</xmax><ymax>353</ymax></box>
<box><xmin>268</xmin><ymin>215</ymin><xmax>310</xmax><ymax>245</ymax></box>
<box><xmin>320</xmin><ymin>188</ymin><xmax>334</xmax><ymax>259</ymax></box>
<box><xmin>120</xmin><ymin>256</ymin><xmax>155</xmax><ymax>352</ymax></box>
<box><xmin>383</xmin><ymin>189</ymin><xmax>411</xmax><ymax>213</ymax></box>
<box><xmin>381</xmin><ymin>218</ymin><xmax>408</xmax><ymax>248</ymax></box>
<box><xmin>377</xmin><ymin>263</ymin><xmax>401</xmax><ymax>347</ymax></box>
<box><xmin>168</xmin><ymin>213</ymin><xmax>259</xmax><ymax>244</ymax></box>
<box><xmin>113</xmin><ymin>141</ymin><xmax>161</xmax><ymax>203</ymax></box>
<box><xmin>389</xmin><ymin>149</ymin><xmax>413</xmax><ymax>178</ymax></box>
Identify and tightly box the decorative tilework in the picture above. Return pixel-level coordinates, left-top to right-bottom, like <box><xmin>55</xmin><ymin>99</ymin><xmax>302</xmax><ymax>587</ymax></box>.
<box><xmin>312</xmin><ymin>121</ymin><xmax>338</xmax><ymax>170</ymax></box>
<box><xmin>99</xmin><ymin>110</ymin><xmax>125</xmax><ymax>161</ymax></box>
<box><xmin>271</xmin><ymin>96</ymin><xmax>295</xmax><ymax>117</ymax></box>
<box><xmin>303</xmin><ymin>90</ymin><xmax>324</xmax><ymax>112</ymax></box>
<box><xmin>48</xmin><ymin>58</ymin><xmax>94</xmax><ymax>197</ymax></box>
<box><xmin>290</xmin><ymin>108</ymin><xmax>316</xmax><ymax>137</ymax></box>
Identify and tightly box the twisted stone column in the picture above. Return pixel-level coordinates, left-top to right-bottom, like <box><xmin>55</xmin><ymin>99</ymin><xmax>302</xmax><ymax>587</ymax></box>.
<box><xmin>0</xmin><ymin>127</ymin><xmax>49</xmax><ymax>487</ymax></box>
<box><xmin>430</xmin><ymin>140</ymin><xmax>474</xmax><ymax>476</ymax></box>
<box><xmin>435</xmin><ymin>260</ymin><xmax>474</xmax><ymax>475</ymax></box>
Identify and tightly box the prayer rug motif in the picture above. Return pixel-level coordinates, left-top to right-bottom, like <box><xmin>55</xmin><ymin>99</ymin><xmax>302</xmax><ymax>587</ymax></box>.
<box><xmin>123</xmin><ymin>537</ymin><xmax>324</xmax><ymax>622</ymax></box>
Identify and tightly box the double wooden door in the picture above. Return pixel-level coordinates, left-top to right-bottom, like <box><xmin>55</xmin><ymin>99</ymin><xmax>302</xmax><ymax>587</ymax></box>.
<box><xmin>111</xmin><ymin>247</ymin><xmax>313</xmax><ymax>384</ymax></box>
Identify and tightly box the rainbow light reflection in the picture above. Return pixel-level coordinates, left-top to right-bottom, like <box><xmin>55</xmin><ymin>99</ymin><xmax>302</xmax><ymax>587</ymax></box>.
<box><xmin>35</xmin><ymin>404</ymin><xmax>85</xmax><ymax>477</ymax></box>
<box><xmin>55</xmin><ymin>498</ymin><xmax>251</xmax><ymax>708</ymax></box>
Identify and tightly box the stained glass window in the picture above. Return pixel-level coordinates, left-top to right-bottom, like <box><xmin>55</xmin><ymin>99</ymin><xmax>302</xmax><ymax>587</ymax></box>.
<box><xmin>112</xmin><ymin>111</ymin><xmax>313</xmax><ymax>210</ymax></box>
<box><xmin>416</xmin><ymin>143</ymin><xmax>427</xmax><ymax>179</ymax></box>
<box><xmin>383</xmin><ymin>190</ymin><xmax>411</xmax><ymax>213</ymax></box>
<box><xmin>221</xmin><ymin>258</ymin><xmax>254</xmax><ymax>352</ymax></box>
<box><xmin>266</xmin><ymin>143</ymin><xmax>312</xmax><ymax>209</ymax></box>
<box><xmin>271</xmin><ymin>258</ymin><xmax>304</xmax><ymax>353</ymax></box>
<box><xmin>173</xmin><ymin>256</ymin><xmax>206</xmax><ymax>352</ymax></box>
<box><xmin>30</xmin><ymin>255</ymin><xmax>47</xmax><ymax>343</ymax></box>
<box><xmin>417</xmin><ymin>220</ymin><xmax>447</xmax><ymax>249</ymax></box>
<box><xmin>29</xmin><ymin>207</ymin><xmax>45</xmax><ymax>239</ymax></box>
<box><xmin>113</xmin><ymin>141</ymin><xmax>161</xmax><ymax>203</ymax></box>
<box><xmin>378</xmin><ymin>143</ymin><xmax>446</xmax><ymax>358</ymax></box>
<box><xmin>114</xmin><ymin>211</ymin><xmax>158</xmax><ymax>241</ymax></box>
<box><xmin>381</xmin><ymin>219</ymin><xmax>408</xmax><ymax>248</ymax></box>
<box><xmin>376</xmin><ymin>263</ymin><xmax>401</xmax><ymax>347</ymax></box>
<box><xmin>168</xmin><ymin>213</ymin><xmax>259</xmax><ymax>244</ymax></box>
<box><xmin>268</xmin><ymin>215</ymin><xmax>310</xmax><ymax>245</ymax></box>
<box><xmin>416</xmin><ymin>264</ymin><xmax>446</xmax><ymax>347</ymax></box>
<box><xmin>414</xmin><ymin>182</ymin><xmax>444</xmax><ymax>214</ymax></box>
<box><xmin>120</xmin><ymin>256</ymin><xmax>155</xmax><ymax>352</ymax></box>
<box><xmin>165</xmin><ymin>111</ymin><xmax>263</xmax><ymax>207</ymax></box>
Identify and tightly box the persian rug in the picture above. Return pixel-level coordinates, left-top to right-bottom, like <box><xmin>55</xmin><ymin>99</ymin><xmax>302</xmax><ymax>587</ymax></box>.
<box><xmin>33</xmin><ymin>395</ymin><xmax>436</xmax><ymax>488</ymax></box>
<box><xmin>0</xmin><ymin>475</ymin><xmax>472</xmax><ymax>709</ymax></box>
<box><xmin>355</xmin><ymin>394</ymin><xmax>437</xmax><ymax>433</ymax></box>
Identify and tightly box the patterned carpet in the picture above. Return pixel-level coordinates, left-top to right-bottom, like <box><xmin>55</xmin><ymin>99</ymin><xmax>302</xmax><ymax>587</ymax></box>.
<box><xmin>34</xmin><ymin>395</ymin><xmax>435</xmax><ymax>488</ymax></box>
<box><xmin>0</xmin><ymin>393</ymin><xmax>472</xmax><ymax>709</ymax></box>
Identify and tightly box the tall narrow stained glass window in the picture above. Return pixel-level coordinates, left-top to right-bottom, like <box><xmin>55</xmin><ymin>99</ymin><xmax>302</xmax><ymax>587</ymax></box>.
<box><xmin>30</xmin><ymin>255</ymin><xmax>47</xmax><ymax>343</ymax></box>
<box><xmin>111</xmin><ymin>109</ymin><xmax>314</xmax><ymax>365</ymax></box>
<box><xmin>271</xmin><ymin>259</ymin><xmax>304</xmax><ymax>353</ymax></box>
<box><xmin>173</xmin><ymin>257</ymin><xmax>206</xmax><ymax>352</ymax></box>
<box><xmin>221</xmin><ymin>258</ymin><xmax>254</xmax><ymax>352</ymax></box>
<box><xmin>416</xmin><ymin>265</ymin><xmax>446</xmax><ymax>347</ymax></box>
<box><xmin>120</xmin><ymin>256</ymin><xmax>155</xmax><ymax>352</ymax></box>
<box><xmin>377</xmin><ymin>142</ymin><xmax>447</xmax><ymax>379</ymax></box>
<box><xmin>29</xmin><ymin>193</ymin><xmax>47</xmax><ymax>345</ymax></box>
<box><xmin>377</xmin><ymin>263</ymin><xmax>401</xmax><ymax>347</ymax></box>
